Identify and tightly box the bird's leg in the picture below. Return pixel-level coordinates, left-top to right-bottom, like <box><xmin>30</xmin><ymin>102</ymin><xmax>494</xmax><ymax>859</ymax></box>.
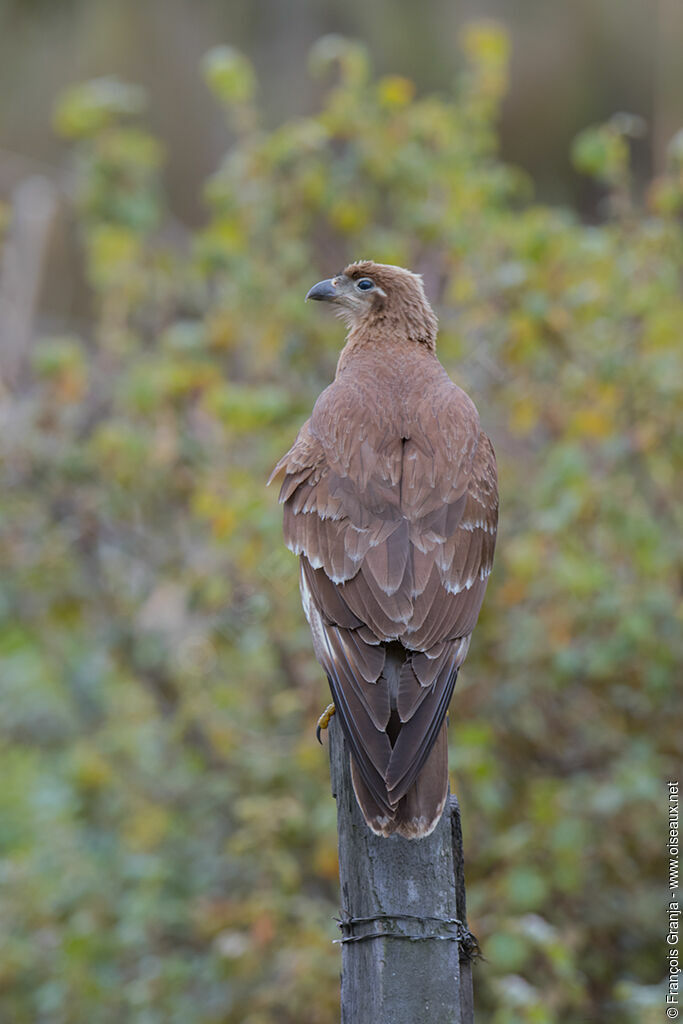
<box><xmin>316</xmin><ymin>702</ymin><xmax>336</xmax><ymax>744</ymax></box>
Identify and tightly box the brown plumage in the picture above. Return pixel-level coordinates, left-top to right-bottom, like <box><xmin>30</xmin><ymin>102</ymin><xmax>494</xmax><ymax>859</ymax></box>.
<box><xmin>271</xmin><ymin>261</ymin><xmax>498</xmax><ymax>838</ymax></box>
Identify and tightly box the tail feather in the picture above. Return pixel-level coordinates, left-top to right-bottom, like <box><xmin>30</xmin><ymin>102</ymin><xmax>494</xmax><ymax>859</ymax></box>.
<box><xmin>350</xmin><ymin>720</ymin><xmax>449</xmax><ymax>839</ymax></box>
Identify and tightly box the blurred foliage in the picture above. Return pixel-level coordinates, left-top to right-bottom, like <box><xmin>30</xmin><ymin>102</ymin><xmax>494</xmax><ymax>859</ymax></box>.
<box><xmin>0</xmin><ymin>24</ymin><xmax>681</xmax><ymax>1024</ymax></box>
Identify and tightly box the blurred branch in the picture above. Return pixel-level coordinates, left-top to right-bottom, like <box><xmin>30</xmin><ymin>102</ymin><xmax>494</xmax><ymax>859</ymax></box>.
<box><xmin>105</xmin><ymin>616</ymin><xmax>229</xmax><ymax>775</ymax></box>
<box><xmin>0</xmin><ymin>175</ymin><xmax>59</xmax><ymax>390</ymax></box>
<box><xmin>71</xmin><ymin>511</ymin><xmax>230</xmax><ymax>774</ymax></box>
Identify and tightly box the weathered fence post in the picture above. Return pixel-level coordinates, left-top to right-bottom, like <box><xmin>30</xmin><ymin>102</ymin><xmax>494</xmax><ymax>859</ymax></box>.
<box><xmin>328</xmin><ymin>716</ymin><xmax>476</xmax><ymax>1024</ymax></box>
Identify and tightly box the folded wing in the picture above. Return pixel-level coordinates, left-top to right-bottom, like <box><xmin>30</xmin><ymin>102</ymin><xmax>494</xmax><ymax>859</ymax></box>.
<box><xmin>272</xmin><ymin>375</ymin><xmax>498</xmax><ymax>831</ymax></box>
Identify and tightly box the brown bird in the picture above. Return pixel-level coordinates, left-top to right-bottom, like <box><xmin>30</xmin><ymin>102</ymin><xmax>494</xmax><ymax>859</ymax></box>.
<box><xmin>271</xmin><ymin>262</ymin><xmax>498</xmax><ymax>838</ymax></box>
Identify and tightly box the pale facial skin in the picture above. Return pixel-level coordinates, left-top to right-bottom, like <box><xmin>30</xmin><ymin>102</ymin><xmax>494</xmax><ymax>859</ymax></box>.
<box><xmin>306</xmin><ymin>273</ymin><xmax>387</xmax><ymax>324</ymax></box>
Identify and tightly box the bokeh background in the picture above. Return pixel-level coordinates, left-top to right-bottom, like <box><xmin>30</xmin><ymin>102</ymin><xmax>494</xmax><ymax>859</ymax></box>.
<box><xmin>0</xmin><ymin>2</ymin><xmax>681</xmax><ymax>1022</ymax></box>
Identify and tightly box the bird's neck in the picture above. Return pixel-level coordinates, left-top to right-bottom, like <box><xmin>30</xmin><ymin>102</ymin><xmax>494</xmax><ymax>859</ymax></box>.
<box><xmin>337</xmin><ymin>316</ymin><xmax>437</xmax><ymax>377</ymax></box>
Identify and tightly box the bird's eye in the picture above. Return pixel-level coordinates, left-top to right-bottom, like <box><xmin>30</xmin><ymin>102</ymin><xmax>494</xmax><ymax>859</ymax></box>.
<box><xmin>356</xmin><ymin>278</ymin><xmax>374</xmax><ymax>291</ymax></box>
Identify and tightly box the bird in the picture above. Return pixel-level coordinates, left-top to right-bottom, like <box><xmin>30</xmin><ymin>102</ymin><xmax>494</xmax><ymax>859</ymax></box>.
<box><xmin>270</xmin><ymin>261</ymin><xmax>498</xmax><ymax>838</ymax></box>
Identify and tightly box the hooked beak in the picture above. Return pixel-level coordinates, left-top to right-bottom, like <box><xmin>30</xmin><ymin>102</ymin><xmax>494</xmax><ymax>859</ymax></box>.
<box><xmin>305</xmin><ymin>278</ymin><xmax>338</xmax><ymax>302</ymax></box>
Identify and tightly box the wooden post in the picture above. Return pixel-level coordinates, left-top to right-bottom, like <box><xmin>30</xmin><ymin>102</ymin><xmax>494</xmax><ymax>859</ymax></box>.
<box><xmin>328</xmin><ymin>716</ymin><xmax>476</xmax><ymax>1024</ymax></box>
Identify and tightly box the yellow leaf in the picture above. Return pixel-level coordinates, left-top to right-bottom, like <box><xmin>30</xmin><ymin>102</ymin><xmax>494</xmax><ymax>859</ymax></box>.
<box><xmin>123</xmin><ymin>804</ymin><xmax>170</xmax><ymax>851</ymax></box>
<box><xmin>509</xmin><ymin>396</ymin><xmax>538</xmax><ymax>436</ymax></box>
<box><xmin>571</xmin><ymin>407</ymin><xmax>613</xmax><ymax>439</ymax></box>
<box><xmin>378</xmin><ymin>75</ymin><xmax>415</xmax><ymax>109</ymax></box>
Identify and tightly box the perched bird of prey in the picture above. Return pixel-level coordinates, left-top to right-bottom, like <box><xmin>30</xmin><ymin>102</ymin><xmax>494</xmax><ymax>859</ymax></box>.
<box><xmin>271</xmin><ymin>262</ymin><xmax>498</xmax><ymax>838</ymax></box>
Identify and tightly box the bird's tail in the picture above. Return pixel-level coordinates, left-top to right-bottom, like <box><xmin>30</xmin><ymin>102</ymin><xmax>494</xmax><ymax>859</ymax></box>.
<box><xmin>350</xmin><ymin>720</ymin><xmax>449</xmax><ymax>839</ymax></box>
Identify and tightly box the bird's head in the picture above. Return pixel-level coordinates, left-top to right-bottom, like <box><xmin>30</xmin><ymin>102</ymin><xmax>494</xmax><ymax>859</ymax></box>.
<box><xmin>305</xmin><ymin>261</ymin><xmax>438</xmax><ymax>348</ymax></box>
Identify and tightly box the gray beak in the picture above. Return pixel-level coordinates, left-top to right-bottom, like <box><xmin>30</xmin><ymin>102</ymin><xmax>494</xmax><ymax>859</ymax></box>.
<box><xmin>305</xmin><ymin>278</ymin><xmax>338</xmax><ymax>302</ymax></box>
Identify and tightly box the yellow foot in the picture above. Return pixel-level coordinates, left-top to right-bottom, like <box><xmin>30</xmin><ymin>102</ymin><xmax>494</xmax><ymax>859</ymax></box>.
<box><xmin>316</xmin><ymin>703</ymin><xmax>336</xmax><ymax>744</ymax></box>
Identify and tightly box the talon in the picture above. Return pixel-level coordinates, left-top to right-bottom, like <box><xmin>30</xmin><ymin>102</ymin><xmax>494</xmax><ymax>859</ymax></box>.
<box><xmin>316</xmin><ymin>702</ymin><xmax>336</xmax><ymax>743</ymax></box>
